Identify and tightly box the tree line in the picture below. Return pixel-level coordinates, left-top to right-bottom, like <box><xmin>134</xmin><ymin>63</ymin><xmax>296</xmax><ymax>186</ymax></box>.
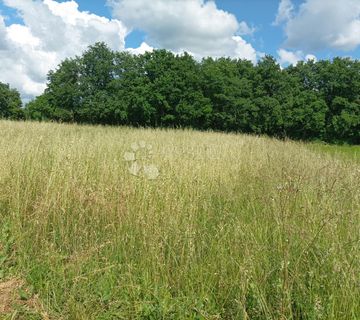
<box><xmin>1</xmin><ymin>42</ymin><xmax>359</xmax><ymax>143</ymax></box>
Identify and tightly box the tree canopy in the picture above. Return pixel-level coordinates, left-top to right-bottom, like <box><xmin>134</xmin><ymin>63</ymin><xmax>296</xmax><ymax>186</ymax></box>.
<box><xmin>0</xmin><ymin>82</ymin><xmax>23</xmax><ymax>120</ymax></box>
<box><xmin>23</xmin><ymin>42</ymin><xmax>360</xmax><ymax>144</ymax></box>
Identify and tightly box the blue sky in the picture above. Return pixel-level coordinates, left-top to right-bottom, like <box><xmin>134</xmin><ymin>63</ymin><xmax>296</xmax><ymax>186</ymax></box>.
<box><xmin>1</xmin><ymin>0</ymin><xmax>360</xmax><ymax>99</ymax></box>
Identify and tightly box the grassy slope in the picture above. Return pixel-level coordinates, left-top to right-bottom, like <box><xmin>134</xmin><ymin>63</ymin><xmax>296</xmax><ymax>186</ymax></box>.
<box><xmin>306</xmin><ymin>143</ymin><xmax>360</xmax><ymax>163</ymax></box>
<box><xmin>0</xmin><ymin>120</ymin><xmax>359</xmax><ymax>319</ymax></box>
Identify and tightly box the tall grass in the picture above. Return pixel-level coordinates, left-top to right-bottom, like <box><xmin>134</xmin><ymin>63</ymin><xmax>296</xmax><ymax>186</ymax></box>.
<box><xmin>0</xmin><ymin>120</ymin><xmax>359</xmax><ymax>319</ymax></box>
<box><xmin>307</xmin><ymin>143</ymin><xmax>360</xmax><ymax>163</ymax></box>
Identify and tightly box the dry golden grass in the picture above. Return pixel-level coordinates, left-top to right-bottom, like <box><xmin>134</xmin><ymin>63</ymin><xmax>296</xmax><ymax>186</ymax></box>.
<box><xmin>0</xmin><ymin>120</ymin><xmax>359</xmax><ymax>319</ymax></box>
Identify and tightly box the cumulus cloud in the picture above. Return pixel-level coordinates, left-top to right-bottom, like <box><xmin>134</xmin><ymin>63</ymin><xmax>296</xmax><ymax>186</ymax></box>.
<box><xmin>276</xmin><ymin>0</ymin><xmax>360</xmax><ymax>51</ymax></box>
<box><xmin>126</xmin><ymin>42</ymin><xmax>154</xmax><ymax>55</ymax></box>
<box><xmin>273</xmin><ymin>0</ymin><xmax>294</xmax><ymax>25</ymax></box>
<box><xmin>277</xmin><ymin>48</ymin><xmax>317</xmax><ymax>66</ymax></box>
<box><xmin>108</xmin><ymin>0</ymin><xmax>258</xmax><ymax>62</ymax></box>
<box><xmin>238</xmin><ymin>21</ymin><xmax>255</xmax><ymax>36</ymax></box>
<box><xmin>0</xmin><ymin>0</ymin><xmax>129</xmax><ymax>100</ymax></box>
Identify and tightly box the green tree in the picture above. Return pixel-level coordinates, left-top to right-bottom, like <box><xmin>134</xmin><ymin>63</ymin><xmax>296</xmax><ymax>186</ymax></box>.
<box><xmin>289</xmin><ymin>92</ymin><xmax>328</xmax><ymax>140</ymax></box>
<box><xmin>78</xmin><ymin>43</ymin><xmax>116</xmax><ymax>123</ymax></box>
<box><xmin>0</xmin><ymin>82</ymin><xmax>23</xmax><ymax>120</ymax></box>
<box><xmin>200</xmin><ymin>57</ymin><xmax>255</xmax><ymax>131</ymax></box>
<box><xmin>328</xmin><ymin>97</ymin><xmax>360</xmax><ymax>143</ymax></box>
<box><xmin>25</xmin><ymin>94</ymin><xmax>54</xmax><ymax>121</ymax></box>
<box><xmin>46</xmin><ymin>58</ymin><xmax>81</xmax><ymax>122</ymax></box>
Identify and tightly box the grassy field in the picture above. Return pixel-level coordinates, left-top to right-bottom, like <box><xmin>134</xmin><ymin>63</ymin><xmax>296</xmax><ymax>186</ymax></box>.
<box><xmin>306</xmin><ymin>143</ymin><xmax>360</xmax><ymax>163</ymax></box>
<box><xmin>0</xmin><ymin>120</ymin><xmax>359</xmax><ymax>319</ymax></box>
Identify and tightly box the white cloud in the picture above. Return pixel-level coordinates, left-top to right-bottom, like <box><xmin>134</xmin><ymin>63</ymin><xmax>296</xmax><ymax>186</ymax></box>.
<box><xmin>305</xmin><ymin>54</ymin><xmax>317</xmax><ymax>61</ymax></box>
<box><xmin>277</xmin><ymin>0</ymin><xmax>360</xmax><ymax>51</ymax></box>
<box><xmin>126</xmin><ymin>42</ymin><xmax>154</xmax><ymax>55</ymax></box>
<box><xmin>274</xmin><ymin>0</ymin><xmax>294</xmax><ymax>25</ymax></box>
<box><xmin>108</xmin><ymin>0</ymin><xmax>258</xmax><ymax>62</ymax></box>
<box><xmin>0</xmin><ymin>0</ymin><xmax>129</xmax><ymax>99</ymax></box>
<box><xmin>278</xmin><ymin>49</ymin><xmax>303</xmax><ymax>66</ymax></box>
<box><xmin>233</xmin><ymin>36</ymin><xmax>258</xmax><ymax>61</ymax></box>
<box><xmin>238</xmin><ymin>21</ymin><xmax>255</xmax><ymax>36</ymax></box>
<box><xmin>277</xmin><ymin>48</ymin><xmax>317</xmax><ymax>66</ymax></box>
<box><xmin>6</xmin><ymin>24</ymin><xmax>40</xmax><ymax>46</ymax></box>
<box><xmin>0</xmin><ymin>16</ymin><xmax>9</xmax><ymax>49</ymax></box>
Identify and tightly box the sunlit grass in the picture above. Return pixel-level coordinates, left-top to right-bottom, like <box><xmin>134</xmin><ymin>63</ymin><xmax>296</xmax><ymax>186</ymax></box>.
<box><xmin>0</xmin><ymin>120</ymin><xmax>359</xmax><ymax>319</ymax></box>
<box><xmin>307</xmin><ymin>142</ymin><xmax>360</xmax><ymax>162</ymax></box>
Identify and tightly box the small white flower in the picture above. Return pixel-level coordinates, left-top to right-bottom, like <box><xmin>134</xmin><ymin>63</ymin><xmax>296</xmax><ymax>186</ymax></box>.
<box><xmin>128</xmin><ymin>162</ymin><xmax>141</xmax><ymax>176</ymax></box>
<box><xmin>143</xmin><ymin>164</ymin><xmax>160</xmax><ymax>180</ymax></box>
<box><xmin>124</xmin><ymin>152</ymin><xmax>136</xmax><ymax>161</ymax></box>
<box><xmin>139</xmin><ymin>140</ymin><xmax>146</xmax><ymax>148</ymax></box>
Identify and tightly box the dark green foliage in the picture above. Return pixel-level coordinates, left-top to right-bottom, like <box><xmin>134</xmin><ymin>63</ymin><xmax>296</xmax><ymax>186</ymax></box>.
<box><xmin>0</xmin><ymin>82</ymin><xmax>23</xmax><ymax>120</ymax></box>
<box><xmin>24</xmin><ymin>42</ymin><xmax>360</xmax><ymax>144</ymax></box>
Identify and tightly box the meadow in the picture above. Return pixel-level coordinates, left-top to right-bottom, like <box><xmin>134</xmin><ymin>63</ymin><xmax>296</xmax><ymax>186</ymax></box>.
<box><xmin>307</xmin><ymin>143</ymin><xmax>360</xmax><ymax>163</ymax></box>
<box><xmin>0</xmin><ymin>120</ymin><xmax>359</xmax><ymax>319</ymax></box>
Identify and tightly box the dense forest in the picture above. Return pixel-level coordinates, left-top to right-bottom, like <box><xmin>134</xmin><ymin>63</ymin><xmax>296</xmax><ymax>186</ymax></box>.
<box><xmin>1</xmin><ymin>42</ymin><xmax>359</xmax><ymax>143</ymax></box>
